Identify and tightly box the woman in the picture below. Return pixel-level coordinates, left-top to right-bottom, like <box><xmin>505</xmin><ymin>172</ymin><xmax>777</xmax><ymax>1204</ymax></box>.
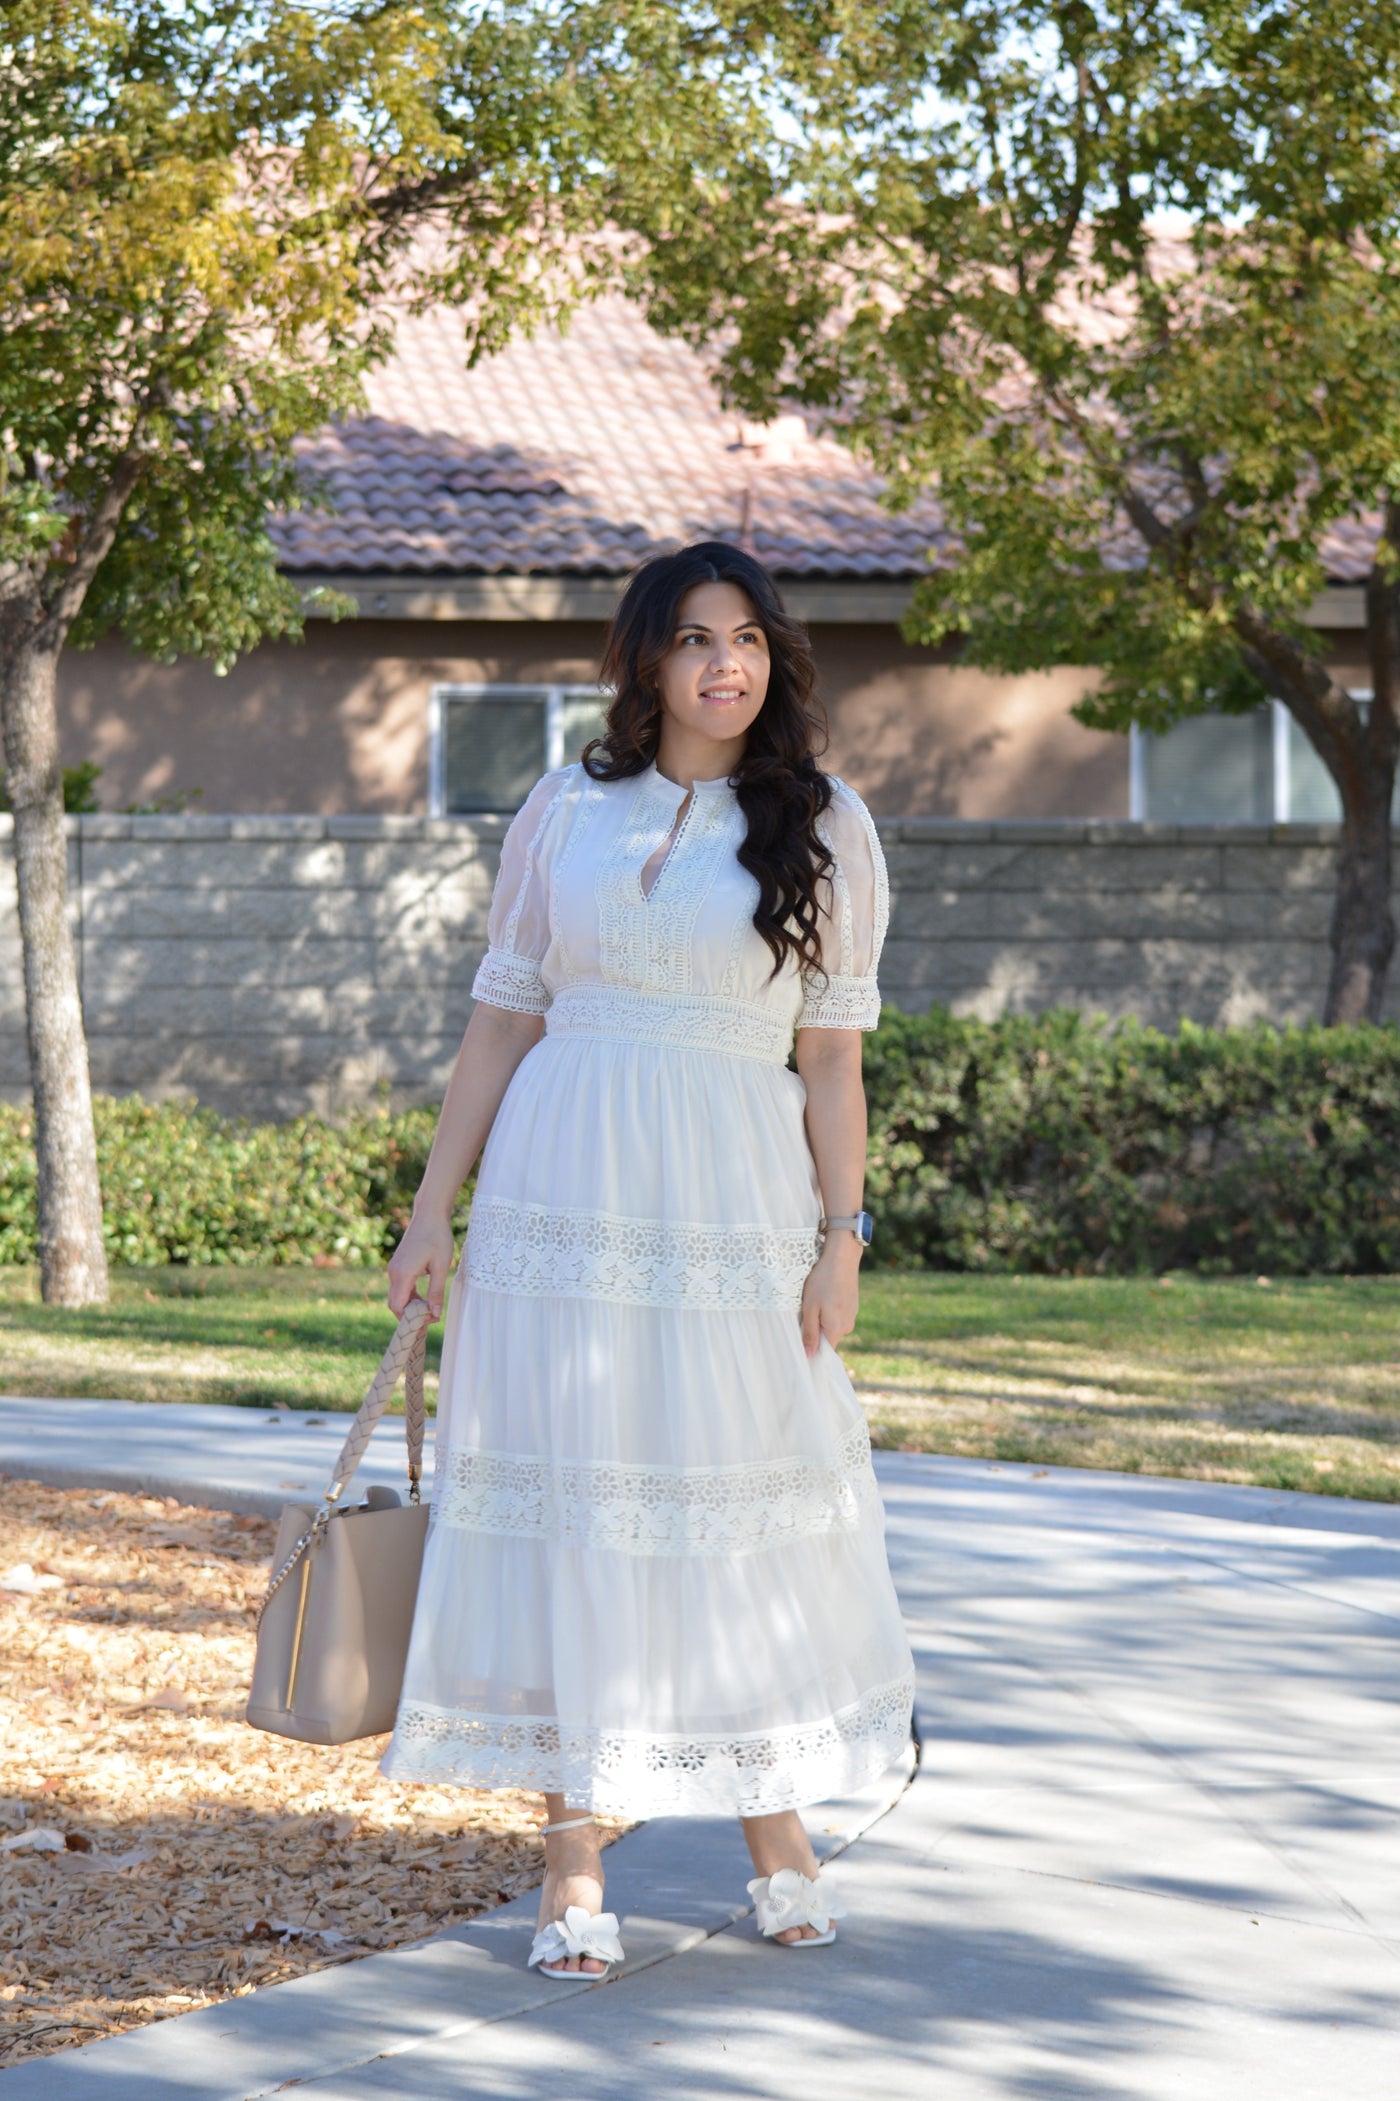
<box><xmin>384</xmin><ymin>542</ymin><xmax>914</xmax><ymax>1977</ymax></box>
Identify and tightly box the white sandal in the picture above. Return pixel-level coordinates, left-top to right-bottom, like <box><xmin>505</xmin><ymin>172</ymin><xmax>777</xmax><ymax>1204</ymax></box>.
<box><xmin>747</xmin><ymin>1866</ymin><xmax>846</xmax><ymax>1948</ymax></box>
<box><xmin>528</xmin><ymin>1815</ymin><xmax>625</xmax><ymax>1980</ymax></box>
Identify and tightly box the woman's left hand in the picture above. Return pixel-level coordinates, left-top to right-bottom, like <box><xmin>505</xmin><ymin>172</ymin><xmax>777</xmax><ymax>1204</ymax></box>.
<box><xmin>799</xmin><ymin>1239</ymin><xmax>862</xmax><ymax>1359</ymax></box>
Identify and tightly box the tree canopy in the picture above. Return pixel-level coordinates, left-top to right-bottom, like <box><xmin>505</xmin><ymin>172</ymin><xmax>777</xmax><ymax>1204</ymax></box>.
<box><xmin>632</xmin><ymin>1</ymin><xmax>1400</xmax><ymax>1019</ymax></box>
<box><xmin>0</xmin><ymin>0</ymin><xmax>774</xmax><ymax>1302</ymax></box>
<box><xmin>0</xmin><ymin>0</ymin><xmax>767</xmax><ymax>668</ymax></box>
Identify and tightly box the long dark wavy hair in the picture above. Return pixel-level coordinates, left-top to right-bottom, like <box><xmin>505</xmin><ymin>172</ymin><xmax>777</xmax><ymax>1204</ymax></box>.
<box><xmin>583</xmin><ymin>542</ymin><xmax>834</xmax><ymax>982</ymax></box>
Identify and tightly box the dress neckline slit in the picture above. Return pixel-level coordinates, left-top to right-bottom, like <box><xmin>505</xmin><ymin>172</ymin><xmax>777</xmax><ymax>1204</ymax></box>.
<box><xmin>639</xmin><ymin>788</ymin><xmax>695</xmax><ymax>903</ymax></box>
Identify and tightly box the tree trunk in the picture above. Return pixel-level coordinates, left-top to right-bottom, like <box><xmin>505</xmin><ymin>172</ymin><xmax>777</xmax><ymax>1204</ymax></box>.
<box><xmin>1322</xmin><ymin>543</ymin><xmax>1400</xmax><ymax>1025</ymax></box>
<box><xmin>0</xmin><ymin>607</ymin><xmax>108</xmax><ymax>1304</ymax></box>
<box><xmin>1240</xmin><ymin>587</ymin><xmax>1398</xmax><ymax>1026</ymax></box>
<box><xmin>1324</xmin><ymin>773</ymin><xmax>1395</xmax><ymax>1024</ymax></box>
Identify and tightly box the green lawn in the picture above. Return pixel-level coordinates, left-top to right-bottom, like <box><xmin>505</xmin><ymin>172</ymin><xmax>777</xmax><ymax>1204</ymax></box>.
<box><xmin>2</xmin><ymin>1266</ymin><xmax>1398</xmax><ymax>1501</ymax></box>
<box><xmin>0</xmin><ymin>1266</ymin><xmax>416</xmax><ymax>1412</ymax></box>
<box><xmin>849</xmin><ymin>1272</ymin><xmax>1400</xmax><ymax>1501</ymax></box>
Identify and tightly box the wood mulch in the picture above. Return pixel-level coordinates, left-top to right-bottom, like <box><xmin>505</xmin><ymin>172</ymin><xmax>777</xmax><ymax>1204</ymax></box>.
<box><xmin>0</xmin><ymin>1480</ymin><xmax>611</xmax><ymax>2069</ymax></box>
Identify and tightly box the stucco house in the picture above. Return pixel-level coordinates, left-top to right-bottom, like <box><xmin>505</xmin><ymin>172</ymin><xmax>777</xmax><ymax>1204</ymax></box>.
<box><xmin>55</xmin><ymin>293</ymin><xmax>1372</xmax><ymax>827</ymax></box>
<box><xmin>6</xmin><ymin>292</ymin><xmax>1385</xmax><ymax>1117</ymax></box>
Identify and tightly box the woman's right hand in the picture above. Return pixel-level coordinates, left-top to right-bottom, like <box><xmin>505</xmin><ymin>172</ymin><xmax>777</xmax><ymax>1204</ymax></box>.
<box><xmin>387</xmin><ymin>1211</ymin><xmax>455</xmax><ymax>1321</ymax></box>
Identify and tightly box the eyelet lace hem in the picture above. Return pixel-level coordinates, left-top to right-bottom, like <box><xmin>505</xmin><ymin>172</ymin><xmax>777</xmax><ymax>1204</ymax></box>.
<box><xmin>797</xmin><ymin>973</ymin><xmax>881</xmax><ymax>1031</ymax></box>
<box><xmin>472</xmin><ymin>948</ymin><xmax>548</xmax><ymax>1015</ymax></box>
<box><xmin>383</xmin><ymin>1673</ymin><xmax>915</xmax><ymax>1817</ymax></box>
<box><xmin>430</xmin><ymin>1421</ymin><xmax>879</xmax><ymax>1556</ymax></box>
<box><xmin>544</xmin><ymin>984</ymin><xmax>793</xmax><ymax>1065</ymax></box>
<box><xmin>465</xmin><ymin>1197</ymin><xmax>820</xmax><ymax>1311</ymax></box>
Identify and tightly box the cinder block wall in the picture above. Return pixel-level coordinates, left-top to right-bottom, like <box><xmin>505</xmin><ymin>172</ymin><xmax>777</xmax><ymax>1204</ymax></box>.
<box><xmin>0</xmin><ymin>814</ymin><xmax>1374</xmax><ymax>1119</ymax></box>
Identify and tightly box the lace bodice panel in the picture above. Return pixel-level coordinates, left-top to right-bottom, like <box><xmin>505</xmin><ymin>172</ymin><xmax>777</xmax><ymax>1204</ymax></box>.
<box><xmin>471</xmin><ymin>762</ymin><xmax>887</xmax><ymax>1051</ymax></box>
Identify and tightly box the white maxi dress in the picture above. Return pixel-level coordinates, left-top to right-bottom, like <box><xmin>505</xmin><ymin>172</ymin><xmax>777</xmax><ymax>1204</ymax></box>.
<box><xmin>382</xmin><ymin>760</ymin><xmax>915</xmax><ymax>1816</ymax></box>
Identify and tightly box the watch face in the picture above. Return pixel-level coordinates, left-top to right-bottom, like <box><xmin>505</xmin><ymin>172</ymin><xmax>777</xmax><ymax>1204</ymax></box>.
<box><xmin>858</xmin><ymin>1211</ymin><xmax>874</xmax><ymax>1246</ymax></box>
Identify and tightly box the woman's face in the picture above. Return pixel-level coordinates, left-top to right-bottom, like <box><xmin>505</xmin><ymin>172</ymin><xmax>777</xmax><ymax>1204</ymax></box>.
<box><xmin>654</xmin><ymin>580</ymin><xmax>771</xmax><ymax>753</ymax></box>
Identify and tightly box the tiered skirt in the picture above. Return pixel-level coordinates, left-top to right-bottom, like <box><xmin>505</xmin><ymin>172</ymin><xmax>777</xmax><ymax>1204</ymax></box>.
<box><xmin>382</xmin><ymin>1028</ymin><xmax>915</xmax><ymax>1816</ymax></box>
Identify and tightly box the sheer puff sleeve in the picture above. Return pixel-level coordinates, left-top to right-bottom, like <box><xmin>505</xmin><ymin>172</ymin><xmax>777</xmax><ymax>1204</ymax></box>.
<box><xmin>797</xmin><ymin>778</ymin><xmax>890</xmax><ymax>1032</ymax></box>
<box><xmin>470</xmin><ymin>769</ymin><xmax>570</xmax><ymax>1016</ymax></box>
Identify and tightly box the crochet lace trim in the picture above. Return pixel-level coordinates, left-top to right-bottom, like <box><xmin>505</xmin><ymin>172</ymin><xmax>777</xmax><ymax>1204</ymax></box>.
<box><xmin>384</xmin><ymin>1673</ymin><xmax>915</xmax><ymax>1817</ymax></box>
<box><xmin>544</xmin><ymin>983</ymin><xmax>792</xmax><ymax>1065</ymax></box>
<box><xmin>465</xmin><ymin>1196</ymin><xmax>820</xmax><ymax>1310</ymax></box>
<box><xmin>472</xmin><ymin>947</ymin><xmax>549</xmax><ymax>1015</ymax></box>
<box><xmin>797</xmin><ymin>972</ymin><xmax>881</xmax><ymax>1032</ymax></box>
<box><xmin>430</xmin><ymin>1421</ymin><xmax>879</xmax><ymax>1557</ymax></box>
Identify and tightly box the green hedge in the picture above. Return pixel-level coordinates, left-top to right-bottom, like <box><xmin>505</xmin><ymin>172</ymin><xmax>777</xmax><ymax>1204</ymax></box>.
<box><xmin>0</xmin><ymin>1097</ymin><xmax>467</xmax><ymax>1268</ymax></box>
<box><xmin>863</xmin><ymin>1008</ymin><xmax>1400</xmax><ymax>1274</ymax></box>
<box><xmin>3</xmin><ymin>1010</ymin><xmax>1400</xmax><ymax>1272</ymax></box>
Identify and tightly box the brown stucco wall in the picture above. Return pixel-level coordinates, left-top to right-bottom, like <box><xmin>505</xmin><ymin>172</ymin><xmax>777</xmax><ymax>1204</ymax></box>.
<box><xmin>55</xmin><ymin>621</ymin><xmax>605</xmax><ymax>816</ymax></box>
<box><xmin>57</xmin><ymin>614</ymin><xmax>1131</xmax><ymax>819</ymax></box>
<box><xmin>814</xmin><ymin>630</ymin><xmax>1124</xmax><ymax>818</ymax></box>
<box><xmin>54</xmin><ymin>616</ymin><xmax>1373</xmax><ymax>822</ymax></box>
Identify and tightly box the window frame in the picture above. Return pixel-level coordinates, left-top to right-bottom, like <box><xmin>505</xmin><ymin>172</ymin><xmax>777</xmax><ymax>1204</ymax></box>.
<box><xmin>427</xmin><ymin>681</ymin><xmax>606</xmax><ymax>817</ymax></box>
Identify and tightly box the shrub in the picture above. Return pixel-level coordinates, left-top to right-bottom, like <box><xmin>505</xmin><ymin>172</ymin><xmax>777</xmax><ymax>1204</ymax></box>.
<box><xmin>0</xmin><ymin>761</ymin><xmax>102</xmax><ymax>814</ymax></box>
<box><xmin>863</xmin><ymin>1008</ymin><xmax>1400</xmax><ymax>1274</ymax></box>
<box><xmin>2</xmin><ymin>1010</ymin><xmax>1399</xmax><ymax>1272</ymax></box>
<box><xmin>0</xmin><ymin>1099</ymin><xmax>469</xmax><ymax>1268</ymax></box>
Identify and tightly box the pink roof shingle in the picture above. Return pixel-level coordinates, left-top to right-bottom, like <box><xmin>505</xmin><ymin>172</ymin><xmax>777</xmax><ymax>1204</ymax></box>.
<box><xmin>275</xmin><ymin>298</ymin><xmax>944</xmax><ymax>579</ymax></box>
<box><xmin>273</xmin><ymin>293</ymin><xmax>1376</xmax><ymax>587</ymax></box>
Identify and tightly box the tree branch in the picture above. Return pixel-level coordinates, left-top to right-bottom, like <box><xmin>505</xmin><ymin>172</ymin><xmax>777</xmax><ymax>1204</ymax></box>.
<box><xmin>1037</xmin><ymin>366</ymin><xmax>1359</xmax><ymax>766</ymax></box>
<box><xmin>38</xmin><ymin>427</ymin><xmax>152</xmax><ymax>645</ymax></box>
<box><xmin>1232</xmin><ymin>603</ymin><xmax>1361</xmax><ymax>772</ymax></box>
<box><xmin>1171</xmin><ymin>436</ymin><xmax>1210</xmax><ymax>515</ymax></box>
<box><xmin>364</xmin><ymin>163</ymin><xmax>486</xmax><ymax>229</ymax></box>
<box><xmin>1364</xmin><ymin>493</ymin><xmax>1400</xmax><ymax>765</ymax></box>
<box><xmin>1036</xmin><ymin>373</ymin><xmax>1179</xmax><ymax>551</ymax></box>
<box><xmin>968</xmin><ymin>59</ymin><xmax>1028</xmax><ymax>301</ymax></box>
<box><xmin>1031</xmin><ymin>56</ymin><xmax>1095</xmax><ymax>304</ymax></box>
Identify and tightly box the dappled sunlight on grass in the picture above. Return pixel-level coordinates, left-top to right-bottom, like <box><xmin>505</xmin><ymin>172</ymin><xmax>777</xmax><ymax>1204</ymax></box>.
<box><xmin>850</xmin><ymin>1275</ymin><xmax>1400</xmax><ymax>1502</ymax></box>
<box><xmin>0</xmin><ymin>1268</ymin><xmax>444</xmax><ymax>1411</ymax></box>
<box><xmin>2</xmin><ymin>1266</ymin><xmax>1397</xmax><ymax>1497</ymax></box>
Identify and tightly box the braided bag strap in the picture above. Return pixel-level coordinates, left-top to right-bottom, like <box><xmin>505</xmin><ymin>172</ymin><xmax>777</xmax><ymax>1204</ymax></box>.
<box><xmin>256</xmin><ymin>1298</ymin><xmax>432</xmax><ymax>1630</ymax></box>
<box><xmin>322</xmin><ymin>1296</ymin><xmax>431</xmax><ymax>1509</ymax></box>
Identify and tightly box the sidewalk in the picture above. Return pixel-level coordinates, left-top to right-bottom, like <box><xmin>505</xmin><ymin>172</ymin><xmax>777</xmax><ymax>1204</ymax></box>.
<box><xmin>3</xmin><ymin>1400</ymin><xmax>1399</xmax><ymax>2099</ymax></box>
<box><xmin>0</xmin><ymin>1392</ymin><xmax>429</xmax><ymax>1515</ymax></box>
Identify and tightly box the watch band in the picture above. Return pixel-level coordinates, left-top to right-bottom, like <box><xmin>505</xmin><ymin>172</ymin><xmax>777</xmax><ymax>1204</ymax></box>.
<box><xmin>820</xmin><ymin>1210</ymin><xmax>874</xmax><ymax>1247</ymax></box>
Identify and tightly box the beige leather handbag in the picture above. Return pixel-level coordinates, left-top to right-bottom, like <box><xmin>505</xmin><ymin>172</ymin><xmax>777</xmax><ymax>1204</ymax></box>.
<box><xmin>246</xmin><ymin>1297</ymin><xmax>432</xmax><ymax>1745</ymax></box>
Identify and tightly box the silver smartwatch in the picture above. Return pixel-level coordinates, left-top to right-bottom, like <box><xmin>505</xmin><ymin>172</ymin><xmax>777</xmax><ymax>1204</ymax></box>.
<box><xmin>820</xmin><ymin>1210</ymin><xmax>874</xmax><ymax>1248</ymax></box>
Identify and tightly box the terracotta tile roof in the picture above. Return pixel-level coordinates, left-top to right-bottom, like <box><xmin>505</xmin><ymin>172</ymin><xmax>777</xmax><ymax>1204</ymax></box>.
<box><xmin>274</xmin><ymin>297</ymin><xmax>945</xmax><ymax>579</ymax></box>
<box><xmin>273</xmin><ymin>291</ymin><xmax>1375</xmax><ymax>586</ymax></box>
<box><xmin>1318</xmin><ymin>512</ymin><xmax>1376</xmax><ymax>584</ymax></box>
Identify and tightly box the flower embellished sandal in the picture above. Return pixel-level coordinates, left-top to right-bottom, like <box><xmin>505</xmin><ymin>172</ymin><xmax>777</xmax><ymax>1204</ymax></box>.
<box><xmin>747</xmin><ymin>1865</ymin><xmax>846</xmax><ymax>1949</ymax></box>
<box><xmin>528</xmin><ymin>1815</ymin><xmax>626</xmax><ymax>1981</ymax></box>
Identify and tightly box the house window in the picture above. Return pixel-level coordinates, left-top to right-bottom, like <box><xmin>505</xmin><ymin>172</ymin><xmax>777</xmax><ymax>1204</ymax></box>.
<box><xmin>428</xmin><ymin>684</ymin><xmax>607</xmax><ymax>815</ymax></box>
<box><xmin>1129</xmin><ymin>695</ymin><xmax>1388</xmax><ymax>823</ymax></box>
<box><xmin>1130</xmin><ymin>707</ymin><xmax>1274</xmax><ymax>822</ymax></box>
